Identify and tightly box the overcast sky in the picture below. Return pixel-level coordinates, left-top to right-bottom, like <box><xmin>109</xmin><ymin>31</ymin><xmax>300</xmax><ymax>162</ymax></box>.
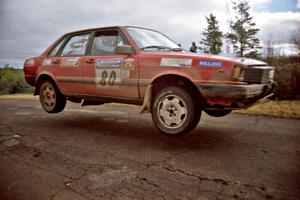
<box><xmin>0</xmin><ymin>0</ymin><xmax>299</xmax><ymax>67</ymax></box>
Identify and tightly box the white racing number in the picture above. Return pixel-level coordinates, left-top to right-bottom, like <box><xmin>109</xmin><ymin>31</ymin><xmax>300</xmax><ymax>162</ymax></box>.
<box><xmin>95</xmin><ymin>58</ymin><xmax>123</xmax><ymax>87</ymax></box>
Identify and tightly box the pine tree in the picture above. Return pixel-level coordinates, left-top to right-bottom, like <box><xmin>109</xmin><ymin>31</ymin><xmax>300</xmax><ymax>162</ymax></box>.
<box><xmin>226</xmin><ymin>0</ymin><xmax>261</xmax><ymax>58</ymax></box>
<box><xmin>200</xmin><ymin>14</ymin><xmax>223</xmax><ymax>54</ymax></box>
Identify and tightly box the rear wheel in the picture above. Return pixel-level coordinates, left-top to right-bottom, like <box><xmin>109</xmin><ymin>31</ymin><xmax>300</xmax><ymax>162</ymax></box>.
<box><xmin>39</xmin><ymin>81</ymin><xmax>66</xmax><ymax>113</ymax></box>
<box><xmin>151</xmin><ymin>86</ymin><xmax>201</xmax><ymax>136</ymax></box>
<box><xmin>204</xmin><ymin>109</ymin><xmax>232</xmax><ymax>117</ymax></box>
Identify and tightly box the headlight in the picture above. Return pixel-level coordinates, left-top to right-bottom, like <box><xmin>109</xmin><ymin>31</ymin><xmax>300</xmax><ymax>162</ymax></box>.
<box><xmin>24</xmin><ymin>58</ymin><xmax>35</xmax><ymax>65</ymax></box>
<box><xmin>232</xmin><ymin>65</ymin><xmax>245</xmax><ymax>81</ymax></box>
<box><xmin>269</xmin><ymin>69</ymin><xmax>275</xmax><ymax>79</ymax></box>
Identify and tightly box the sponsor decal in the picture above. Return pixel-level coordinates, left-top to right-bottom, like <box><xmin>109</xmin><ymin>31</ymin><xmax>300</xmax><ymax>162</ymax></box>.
<box><xmin>124</xmin><ymin>58</ymin><xmax>135</xmax><ymax>63</ymax></box>
<box><xmin>123</xmin><ymin>58</ymin><xmax>135</xmax><ymax>71</ymax></box>
<box><xmin>199</xmin><ymin>60</ymin><xmax>223</xmax><ymax>67</ymax></box>
<box><xmin>160</xmin><ymin>58</ymin><xmax>192</xmax><ymax>68</ymax></box>
<box><xmin>96</xmin><ymin>58</ymin><xmax>123</xmax><ymax>69</ymax></box>
<box><xmin>42</xmin><ymin>59</ymin><xmax>52</xmax><ymax>66</ymax></box>
<box><xmin>63</xmin><ymin>57</ymin><xmax>80</xmax><ymax>67</ymax></box>
<box><xmin>121</xmin><ymin>70</ymin><xmax>130</xmax><ymax>78</ymax></box>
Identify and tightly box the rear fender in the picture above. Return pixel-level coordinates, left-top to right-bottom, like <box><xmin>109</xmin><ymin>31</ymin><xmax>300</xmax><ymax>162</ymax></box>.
<box><xmin>34</xmin><ymin>72</ymin><xmax>58</xmax><ymax>95</ymax></box>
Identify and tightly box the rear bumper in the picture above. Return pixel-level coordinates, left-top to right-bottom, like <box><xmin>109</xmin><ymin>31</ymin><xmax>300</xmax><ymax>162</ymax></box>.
<box><xmin>197</xmin><ymin>82</ymin><xmax>274</xmax><ymax>108</ymax></box>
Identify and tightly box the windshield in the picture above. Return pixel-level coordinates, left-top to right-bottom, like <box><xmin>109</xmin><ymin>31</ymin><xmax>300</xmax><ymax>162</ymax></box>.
<box><xmin>126</xmin><ymin>27</ymin><xmax>181</xmax><ymax>51</ymax></box>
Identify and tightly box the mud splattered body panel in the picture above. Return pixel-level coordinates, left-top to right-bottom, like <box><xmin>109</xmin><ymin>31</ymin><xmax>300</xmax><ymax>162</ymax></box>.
<box><xmin>23</xmin><ymin>26</ymin><xmax>274</xmax><ymax>109</ymax></box>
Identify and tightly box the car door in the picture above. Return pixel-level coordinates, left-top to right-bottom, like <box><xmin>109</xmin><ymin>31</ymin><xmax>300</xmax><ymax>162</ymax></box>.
<box><xmin>54</xmin><ymin>33</ymin><xmax>91</xmax><ymax>94</ymax></box>
<box><xmin>39</xmin><ymin>36</ymin><xmax>67</xmax><ymax>81</ymax></box>
<box><xmin>83</xmin><ymin>29</ymin><xmax>139</xmax><ymax>98</ymax></box>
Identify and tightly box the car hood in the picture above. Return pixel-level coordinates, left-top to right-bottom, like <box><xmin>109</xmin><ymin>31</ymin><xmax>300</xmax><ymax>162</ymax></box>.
<box><xmin>231</xmin><ymin>57</ymin><xmax>267</xmax><ymax>66</ymax></box>
<box><xmin>141</xmin><ymin>51</ymin><xmax>267</xmax><ymax>66</ymax></box>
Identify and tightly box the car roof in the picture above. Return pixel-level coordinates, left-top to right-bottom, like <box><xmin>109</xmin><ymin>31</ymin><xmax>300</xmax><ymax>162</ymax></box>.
<box><xmin>64</xmin><ymin>26</ymin><xmax>159</xmax><ymax>35</ymax></box>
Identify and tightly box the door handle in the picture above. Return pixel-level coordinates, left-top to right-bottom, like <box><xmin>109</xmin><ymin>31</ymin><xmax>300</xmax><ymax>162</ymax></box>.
<box><xmin>85</xmin><ymin>59</ymin><xmax>95</xmax><ymax>64</ymax></box>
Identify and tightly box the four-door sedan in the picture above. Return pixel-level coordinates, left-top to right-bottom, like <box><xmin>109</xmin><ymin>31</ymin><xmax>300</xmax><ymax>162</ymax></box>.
<box><xmin>24</xmin><ymin>26</ymin><xmax>274</xmax><ymax>136</ymax></box>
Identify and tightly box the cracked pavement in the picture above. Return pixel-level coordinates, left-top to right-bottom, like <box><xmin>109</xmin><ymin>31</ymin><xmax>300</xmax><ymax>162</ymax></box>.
<box><xmin>0</xmin><ymin>99</ymin><xmax>299</xmax><ymax>200</ymax></box>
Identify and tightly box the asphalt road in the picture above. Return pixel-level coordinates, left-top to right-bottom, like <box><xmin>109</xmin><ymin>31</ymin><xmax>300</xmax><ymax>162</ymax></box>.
<box><xmin>0</xmin><ymin>99</ymin><xmax>299</xmax><ymax>200</ymax></box>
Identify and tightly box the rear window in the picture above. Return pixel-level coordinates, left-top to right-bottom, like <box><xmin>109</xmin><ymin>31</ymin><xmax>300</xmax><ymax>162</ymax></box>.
<box><xmin>61</xmin><ymin>34</ymin><xmax>90</xmax><ymax>56</ymax></box>
<box><xmin>48</xmin><ymin>38</ymin><xmax>66</xmax><ymax>57</ymax></box>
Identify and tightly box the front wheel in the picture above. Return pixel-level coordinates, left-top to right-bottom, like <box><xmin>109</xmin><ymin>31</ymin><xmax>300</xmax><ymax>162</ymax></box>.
<box><xmin>151</xmin><ymin>87</ymin><xmax>201</xmax><ymax>136</ymax></box>
<box><xmin>39</xmin><ymin>81</ymin><xmax>66</xmax><ymax>113</ymax></box>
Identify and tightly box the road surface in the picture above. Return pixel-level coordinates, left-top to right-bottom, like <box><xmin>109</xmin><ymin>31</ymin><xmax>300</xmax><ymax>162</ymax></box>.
<box><xmin>0</xmin><ymin>99</ymin><xmax>299</xmax><ymax>200</ymax></box>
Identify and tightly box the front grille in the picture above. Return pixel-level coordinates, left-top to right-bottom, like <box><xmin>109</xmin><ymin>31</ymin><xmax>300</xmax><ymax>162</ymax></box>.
<box><xmin>243</xmin><ymin>66</ymin><xmax>274</xmax><ymax>83</ymax></box>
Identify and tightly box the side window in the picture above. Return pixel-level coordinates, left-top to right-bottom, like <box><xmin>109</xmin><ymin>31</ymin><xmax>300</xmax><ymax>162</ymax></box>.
<box><xmin>91</xmin><ymin>30</ymin><xmax>127</xmax><ymax>55</ymax></box>
<box><xmin>61</xmin><ymin>34</ymin><xmax>90</xmax><ymax>56</ymax></box>
<box><xmin>48</xmin><ymin>38</ymin><xmax>66</xmax><ymax>57</ymax></box>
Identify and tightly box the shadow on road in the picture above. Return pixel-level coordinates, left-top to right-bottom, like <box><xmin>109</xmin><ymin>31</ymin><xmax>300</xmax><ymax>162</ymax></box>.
<box><xmin>44</xmin><ymin>114</ymin><xmax>237</xmax><ymax>153</ymax></box>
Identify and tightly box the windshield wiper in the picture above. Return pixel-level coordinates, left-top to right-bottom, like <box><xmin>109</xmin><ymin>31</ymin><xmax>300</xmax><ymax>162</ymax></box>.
<box><xmin>171</xmin><ymin>48</ymin><xmax>183</xmax><ymax>52</ymax></box>
<box><xmin>141</xmin><ymin>45</ymin><xmax>172</xmax><ymax>50</ymax></box>
<box><xmin>141</xmin><ymin>46</ymin><xmax>184</xmax><ymax>52</ymax></box>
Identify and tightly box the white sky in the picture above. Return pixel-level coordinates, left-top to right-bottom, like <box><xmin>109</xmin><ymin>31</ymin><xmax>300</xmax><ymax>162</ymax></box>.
<box><xmin>0</xmin><ymin>0</ymin><xmax>299</xmax><ymax>61</ymax></box>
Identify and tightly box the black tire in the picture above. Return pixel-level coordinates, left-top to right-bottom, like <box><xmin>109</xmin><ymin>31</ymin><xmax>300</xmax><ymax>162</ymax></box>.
<box><xmin>151</xmin><ymin>86</ymin><xmax>201</xmax><ymax>136</ymax></box>
<box><xmin>204</xmin><ymin>109</ymin><xmax>232</xmax><ymax>117</ymax></box>
<box><xmin>39</xmin><ymin>80</ymin><xmax>66</xmax><ymax>113</ymax></box>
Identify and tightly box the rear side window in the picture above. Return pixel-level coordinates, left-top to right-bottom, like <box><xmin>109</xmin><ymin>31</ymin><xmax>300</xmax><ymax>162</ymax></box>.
<box><xmin>48</xmin><ymin>38</ymin><xmax>66</xmax><ymax>57</ymax></box>
<box><xmin>91</xmin><ymin>30</ymin><xmax>127</xmax><ymax>55</ymax></box>
<box><xmin>61</xmin><ymin>34</ymin><xmax>90</xmax><ymax>56</ymax></box>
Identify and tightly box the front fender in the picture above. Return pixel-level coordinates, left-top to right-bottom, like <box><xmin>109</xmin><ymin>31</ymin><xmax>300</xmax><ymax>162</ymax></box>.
<box><xmin>150</xmin><ymin>70</ymin><xmax>195</xmax><ymax>85</ymax></box>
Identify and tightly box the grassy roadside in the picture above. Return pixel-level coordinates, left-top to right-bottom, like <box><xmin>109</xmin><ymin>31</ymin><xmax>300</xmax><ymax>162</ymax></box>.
<box><xmin>234</xmin><ymin>100</ymin><xmax>300</xmax><ymax>119</ymax></box>
<box><xmin>0</xmin><ymin>93</ymin><xmax>38</xmax><ymax>100</ymax></box>
<box><xmin>0</xmin><ymin>67</ymin><xmax>34</xmax><ymax>94</ymax></box>
<box><xmin>1</xmin><ymin>94</ymin><xmax>299</xmax><ymax>119</ymax></box>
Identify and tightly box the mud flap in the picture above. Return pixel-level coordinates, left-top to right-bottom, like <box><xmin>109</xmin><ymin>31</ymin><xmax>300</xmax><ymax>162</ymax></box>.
<box><xmin>34</xmin><ymin>87</ymin><xmax>39</xmax><ymax>95</ymax></box>
<box><xmin>140</xmin><ymin>84</ymin><xmax>153</xmax><ymax>114</ymax></box>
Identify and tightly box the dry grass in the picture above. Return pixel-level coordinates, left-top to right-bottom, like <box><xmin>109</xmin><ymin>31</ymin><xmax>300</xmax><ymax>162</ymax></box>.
<box><xmin>234</xmin><ymin>100</ymin><xmax>300</xmax><ymax>119</ymax></box>
<box><xmin>0</xmin><ymin>93</ymin><xmax>38</xmax><ymax>100</ymax></box>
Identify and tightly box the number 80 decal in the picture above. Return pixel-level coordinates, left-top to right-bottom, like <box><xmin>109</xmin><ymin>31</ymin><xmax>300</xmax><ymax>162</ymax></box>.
<box><xmin>100</xmin><ymin>70</ymin><xmax>117</xmax><ymax>86</ymax></box>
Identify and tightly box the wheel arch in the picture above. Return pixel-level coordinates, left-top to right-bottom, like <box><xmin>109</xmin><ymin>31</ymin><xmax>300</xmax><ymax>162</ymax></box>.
<box><xmin>151</xmin><ymin>74</ymin><xmax>204</xmax><ymax>104</ymax></box>
<box><xmin>34</xmin><ymin>73</ymin><xmax>59</xmax><ymax>96</ymax></box>
<box><xmin>140</xmin><ymin>73</ymin><xmax>206</xmax><ymax>113</ymax></box>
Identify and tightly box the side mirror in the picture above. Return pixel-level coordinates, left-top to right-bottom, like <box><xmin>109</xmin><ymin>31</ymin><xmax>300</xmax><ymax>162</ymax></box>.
<box><xmin>116</xmin><ymin>45</ymin><xmax>133</xmax><ymax>55</ymax></box>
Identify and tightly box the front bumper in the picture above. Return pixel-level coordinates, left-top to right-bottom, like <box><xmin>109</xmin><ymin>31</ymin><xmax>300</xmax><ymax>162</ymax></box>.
<box><xmin>197</xmin><ymin>82</ymin><xmax>274</xmax><ymax>109</ymax></box>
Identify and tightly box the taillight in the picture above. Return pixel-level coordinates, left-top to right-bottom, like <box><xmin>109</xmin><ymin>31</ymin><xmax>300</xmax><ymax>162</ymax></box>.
<box><xmin>24</xmin><ymin>58</ymin><xmax>35</xmax><ymax>66</ymax></box>
<box><xmin>24</xmin><ymin>57</ymin><xmax>39</xmax><ymax>86</ymax></box>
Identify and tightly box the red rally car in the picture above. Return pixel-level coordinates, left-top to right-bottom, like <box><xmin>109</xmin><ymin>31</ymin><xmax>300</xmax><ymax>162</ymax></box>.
<box><xmin>24</xmin><ymin>26</ymin><xmax>275</xmax><ymax>136</ymax></box>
